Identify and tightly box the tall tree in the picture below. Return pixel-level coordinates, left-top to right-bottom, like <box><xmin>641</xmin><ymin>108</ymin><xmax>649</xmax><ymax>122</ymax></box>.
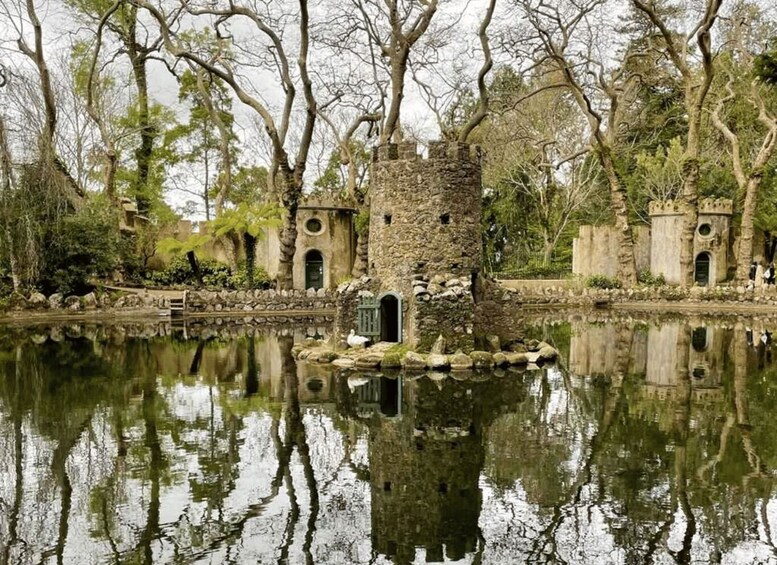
<box><xmin>630</xmin><ymin>0</ymin><xmax>724</xmax><ymax>286</ymax></box>
<box><xmin>138</xmin><ymin>0</ymin><xmax>316</xmax><ymax>290</ymax></box>
<box><xmin>512</xmin><ymin>0</ymin><xmax>639</xmax><ymax>286</ymax></box>
<box><xmin>710</xmin><ymin>1</ymin><xmax>777</xmax><ymax>282</ymax></box>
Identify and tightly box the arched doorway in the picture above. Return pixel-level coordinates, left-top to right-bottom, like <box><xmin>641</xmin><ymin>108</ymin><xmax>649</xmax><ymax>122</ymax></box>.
<box><xmin>379</xmin><ymin>293</ymin><xmax>402</xmax><ymax>343</ymax></box>
<box><xmin>694</xmin><ymin>252</ymin><xmax>711</xmax><ymax>286</ymax></box>
<box><xmin>305</xmin><ymin>249</ymin><xmax>324</xmax><ymax>289</ymax></box>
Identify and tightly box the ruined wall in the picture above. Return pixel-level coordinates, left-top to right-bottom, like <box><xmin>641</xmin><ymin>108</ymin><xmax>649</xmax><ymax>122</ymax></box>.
<box><xmin>572</xmin><ymin>225</ymin><xmax>650</xmax><ymax>278</ymax></box>
<box><xmin>368</xmin><ymin>141</ymin><xmax>482</xmax><ymax>295</ymax></box>
<box><xmin>185</xmin><ymin>288</ymin><xmax>335</xmax><ymax>314</ymax></box>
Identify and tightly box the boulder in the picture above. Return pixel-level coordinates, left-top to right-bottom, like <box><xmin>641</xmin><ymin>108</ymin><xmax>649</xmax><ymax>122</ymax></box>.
<box><xmin>449</xmin><ymin>351</ymin><xmax>473</xmax><ymax>371</ymax></box>
<box><xmin>82</xmin><ymin>292</ymin><xmax>98</xmax><ymax>309</ymax></box>
<box><xmin>428</xmin><ymin>353</ymin><xmax>450</xmax><ymax>370</ymax></box>
<box><xmin>64</xmin><ymin>296</ymin><xmax>82</xmax><ymax>311</ymax></box>
<box><xmin>332</xmin><ymin>357</ymin><xmax>356</xmax><ymax>368</ymax></box>
<box><xmin>493</xmin><ymin>352</ymin><xmax>509</xmax><ymax>367</ymax></box>
<box><xmin>538</xmin><ymin>345</ymin><xmax>558</xmax><ymax>362</ymax></box>
<box><xmin>526</xmin><ymin>339</ymin><xmax>541</xmax><ymax>352</ymax></box>
<box><xmin>505</xmin><ymin>352</ymin><xmax>528</xmax><ymax>365</ymax></box>
<box><xmin>381</xmin><ymin>352</ymin><xmax>403</xmax><ymax>369</ymax></box>
<box><xmin>401</xmin><ymin>351</ymin><xmax>427</xmax><ymax>370</ymax></box>
<box><xmin>486</xmin><ymin>334</ymin><xmax>501</xmax><ymax>353</ymax></box>
<box><xmin>48</xmin><ymin>293</ymin><xmax>63</xmax><ymax>309</ymax></box>
<box><xmin>355</xmin><ymin>353</ymin><xmax>383</xmax><ymax>369</ymax></box>
<box><xmin>28</xmin><ymin>292</ymin><xmax>48</xmax><ymax>309</ymax></box>
<box><xmin>430</xmin><ymin>334</ymin><xmax>447</xmax><ymax>354</ymax></box>
<box><xmin>469</xmin><ymin>350</ymin><xmax>494</xmax><ymax>369</ymax></box>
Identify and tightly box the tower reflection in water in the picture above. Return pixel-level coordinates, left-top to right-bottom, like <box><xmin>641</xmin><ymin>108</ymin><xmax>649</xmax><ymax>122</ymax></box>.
<box><xmin>336</xmin><ymin>370</ymin><xmax>525</xmax><ymax>564</ymax></box>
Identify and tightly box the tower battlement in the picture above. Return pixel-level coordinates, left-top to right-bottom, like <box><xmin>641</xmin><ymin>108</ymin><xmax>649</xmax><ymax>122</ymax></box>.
<box><xmin>698</xmin><ymin>198</ymin><xmax>733</xmax><ymax>216</ymax></box>
<box><xmin>648</xmin><ymin>200</ymin><xmax>690</xmax><ymax>217</ymax></box>
<box><xmin>371</xmin><ymin>141</ymin><xmax>482</xmax><ymax>164</ymax></box>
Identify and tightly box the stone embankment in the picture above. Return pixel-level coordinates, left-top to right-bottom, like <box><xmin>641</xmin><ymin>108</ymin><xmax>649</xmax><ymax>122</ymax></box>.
<box><xmin>0</xmin><ymin>288</ymin><xmax>336</xmax><ymax>319</ymax></box>
<box><xmin>294</xmin><ymin>334</ymin><xmax>559</xmax><ymax>374</ymax></box>
<box><xmin>186</xmin><ymin>288</ymin><xmax>335</xmax><ymax>313</ymax></box>
<box><xmin>503</xmin><ymin>283</ymin><xmax>777</xmax><ymax>310</ymax></box>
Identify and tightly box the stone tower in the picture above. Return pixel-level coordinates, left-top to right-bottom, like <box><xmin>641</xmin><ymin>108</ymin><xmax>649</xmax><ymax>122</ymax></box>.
<box><xmin>368</xmin><ymin>141</ymin><xmax>483</xmax><ymax>293</ymax></box>
<box><xmin>648</xmin><ymin>198</ymin><xmax>732</xmax><ymax>286</ymax></box>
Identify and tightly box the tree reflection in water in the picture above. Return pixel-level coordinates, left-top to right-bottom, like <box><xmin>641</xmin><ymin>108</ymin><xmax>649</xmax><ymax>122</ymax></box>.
<box><xmin>2</xmin><ymin>318</ymin><xmax>777</xmax><ymax>563</ymax></box>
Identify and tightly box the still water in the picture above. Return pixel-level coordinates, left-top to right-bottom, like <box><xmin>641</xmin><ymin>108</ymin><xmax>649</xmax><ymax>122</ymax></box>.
<box><xmin>1</xmin><ymin>315</ymin><xmax>777</xmax><ymax>565</ymax></box>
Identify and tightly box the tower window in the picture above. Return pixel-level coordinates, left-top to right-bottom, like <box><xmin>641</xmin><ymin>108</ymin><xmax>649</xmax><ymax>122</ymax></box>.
<box><xmin>383</xmin><ymin>481</ymin><xmax>392</xmax><ymax>492</ymax></box>
<box><xmin>698</xmin><ymin>223</ymin><xmax>712</xmax><ymax>236</ymax></box>
<box><xmin>305</xmin><ymin>217</ymin><xmax>323</xmax><ymax>234</ymax></box>
<box><xmin>384</xmin><ymin>214</ymin><xmax>392</xmax><ymax>225</ymax></box>
<box><xmin>440</xmin><ymin>213</ymin><xmax>450</xmax><ymax>224</ymax></box>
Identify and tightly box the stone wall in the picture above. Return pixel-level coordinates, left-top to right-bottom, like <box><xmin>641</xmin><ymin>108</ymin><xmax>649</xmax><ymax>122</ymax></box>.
<box><xmin>368</xmin><ymin>142</ymin><xmax>482</xmax><ymax>294</ymax></box>
<box><xmin>185</xmin><ymin>288</ymin><xmax>335</xmax><ymax>314</ymax></box>
<box><xmin>411</xmin><ymin>275</ymin><xmax>475</xmax><ymax>352</ymax></box>
<box><xmin>572</xmin><ymin>225</ymin><xmax>650</xmax><ymax>278</ymax></box>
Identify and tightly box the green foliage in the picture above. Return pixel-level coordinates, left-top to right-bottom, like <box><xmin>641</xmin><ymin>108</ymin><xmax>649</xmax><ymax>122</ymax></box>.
<box><xmin>211</xmin><ymin>202</ymin><xmax>283</xmax><ymax>239</ymax></box>
<box><xmin>637</xmin><ymin>270</ymin><xmax>666</xmax><ymax>287</ymax></box>
<box><xmin>585</xmin><ymin>275</ymin><xmax>622</xmax><ymax>290</ymax></box>
<box><xmin>754</xmin><ymin>49</ymin><xmax>777</xmax><ymax>86</ymax></box>
<box><xmin>228</xmin><ymin>262</ymin><xmax>271</xmax><ymax>289</ymax></box>
<box><xmin>146</xmin><ymin>256</ymin><xmax>269</xmax><ymax>289</ymax></box>
<box><xmin>39</xmin><ymin>196</ymin><xmax>122</xmax><ymax>295</ymax></box>
<box><xmin>228</xmin><ymin>166</ymin><xmax>269</xmax><ymax>206</ymax></box>
<box><xmin>354</xmin><ymin>210</ymin><xmax>370</xmax><ymax>236</ymax></box>
<box><xmin>157</xmin><ymin>233</ymin><xmax>213</xmax><ymax>256</ymax></box>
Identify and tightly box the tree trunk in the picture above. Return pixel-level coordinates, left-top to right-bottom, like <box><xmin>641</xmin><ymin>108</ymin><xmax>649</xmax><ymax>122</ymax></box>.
<box><xmin>127</xmin><ymin>18</ymin><xmax>154</xmax><ymax>217</ymax></box>
<box><xmin>678</xmin><ymin>163</ymin><xmax>700</xmax><ymax>287</ymax></box>
<box><xmin>186</xmin><ymin>250</ymin><xmax>202</xmax><ymax>287</ymax></box>
<box><xmin>277</xmin><ymin>174</ymin><xmax>300</xmax><ymax>290</ymax></box>
<box><xmin>243</xmin><ymin>232</ymin><xmax>257</xmax><ymax>289</ymax></box>
<box><xmin>601</xmin><ymin>150</ymin><xmax>637</xmax><ymax>287</ymax></box>
<box><xmin>736</xmin><ymin>176</ymin><xmax>760</xmax><ymax>283</ymax></box>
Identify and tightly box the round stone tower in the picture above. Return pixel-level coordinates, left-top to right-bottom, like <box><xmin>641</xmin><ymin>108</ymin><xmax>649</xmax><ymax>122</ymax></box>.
<box><xmin>368</xmin><ymin>141</ymin><xmax>483</xmax><ymax>291</ymax></box>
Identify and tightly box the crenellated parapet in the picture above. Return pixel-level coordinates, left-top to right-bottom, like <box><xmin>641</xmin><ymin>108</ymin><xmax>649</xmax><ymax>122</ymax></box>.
<box><xmin>371</xmin><ymin>141</ymin><xmax>482</xmax><ymax>164</ymax></box>
<box><xmin>299</xmin><ymin>194</ymin><xmax>357</xmax><ymax>211</ymax></box>
<box><xmin>648</xmin><ymin>199</ymin><xmax>691</xmax><ymax>217</ymax></box>
<box><xmin>698</xmin><ymin>198</ymin><xmax>733</xmax><ymax>216</ymax></box>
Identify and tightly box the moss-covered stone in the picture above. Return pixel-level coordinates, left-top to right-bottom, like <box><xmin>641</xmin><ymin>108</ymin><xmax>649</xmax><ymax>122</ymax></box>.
<box><xmin>401</xmin><ymin>351</ymin><xmax>427</xmax><ymax>370</ymax></box>
<box><xmin>469</xmin><ymin>350</ymin><xmax>494</xmax><ymax>369</ymax></box>
<box><xmin>449</xmin><ymin>351</ymin><xmax>473</xmax><ymax>371</ymax></box>
<box><xmin>381</xmin><ymin>352</ymin><xmax>403</xmax><ymax>369</ymax></box>
<box><xmin>493</xmin><ymin>352</ymin><xmax>508</xmax><ymax>367</ymax></box>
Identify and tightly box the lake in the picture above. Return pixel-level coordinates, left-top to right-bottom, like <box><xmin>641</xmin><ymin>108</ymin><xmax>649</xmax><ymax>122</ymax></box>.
<box><xmin>1</xmin><ymin>314</ymin><xmax>776</xmax><ymax>564</ymax></box>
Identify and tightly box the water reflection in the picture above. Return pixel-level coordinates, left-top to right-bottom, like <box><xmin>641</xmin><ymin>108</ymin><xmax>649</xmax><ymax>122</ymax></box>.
<box><xmin>2</xmin><ymin>317</ymin><xmax>777</xmax><ymax>563</ymax></box>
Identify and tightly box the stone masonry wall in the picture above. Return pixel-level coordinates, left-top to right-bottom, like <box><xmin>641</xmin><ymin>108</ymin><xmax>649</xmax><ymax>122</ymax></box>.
<box><xmin>368</xmin><ymin>142</ymin><xmax>482</xmax><ymax>294</ymax></box>
<box><xmin>185</xmin><ymin>288</ymin><xmax>335</xmax><ymax>314</ymax></box>
<box><xmin>411</xmin><ymin>275</ymin><xmax>475</xmax><ymax>352</ymax></box>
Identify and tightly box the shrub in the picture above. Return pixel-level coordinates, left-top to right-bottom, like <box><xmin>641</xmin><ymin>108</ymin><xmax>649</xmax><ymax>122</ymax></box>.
<box><xmin>585</xmin><ymin>275</ymin><xmax>622</xmax><ymax>290</ymax></box>
<box><xmin>637</xmin><ymin>269</ymin><xmax>666</xmax><ymax>287</ymax></box>
<box><xmin>227</xmin><ymin>262</ymin><xmax>272</xmax><ymax>289</ymax></box>
<box><xmin>147</xmin><ymin>257</ymin><xmax>271</xmax><ymax>289</ymax></box>
<box><xmin>39</xmin><ymin>197</ymin><xmax>121</xmax><ymax>295</ymax></box>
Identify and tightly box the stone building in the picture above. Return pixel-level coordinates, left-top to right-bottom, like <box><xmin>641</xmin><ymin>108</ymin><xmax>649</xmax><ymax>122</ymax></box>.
<box><xmin>168</xmin><ymin>197</ymin><xmax>356</xmax><ymax>290</ymax></box>
<box><xmin>336</xmin><ymin>141</ymin><xmax>484</xmax><ymax>351</ymax></box>
<box><xmin>572</xmin><ymin>198</ymin><xmax>734</xmax><ymax>286</ymax></box>
<box><xmin>255</xmin><ymin>196</ymin><xmax>357</xmax><ymax>290</ymax></box>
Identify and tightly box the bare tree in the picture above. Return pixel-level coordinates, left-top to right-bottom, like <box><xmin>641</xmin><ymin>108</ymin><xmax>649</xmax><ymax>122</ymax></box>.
<box><xmin>512</xmin><ymin>0</ymin><xmax>639</xmax><ymax>285</ymax></box>
<box><xmin>135</xmin><ymin>0</ymin><xmax>318</xmax><ymax>289</ymax></box>
<box><xmin>710</xmin><ymin>2</ymin><xmax>777</xmax><ymax>283</ymax></box>
<box><xmin>631</xmin><ymin>0</ymin><xmax>723</xmax><ymax>286</ymax></box>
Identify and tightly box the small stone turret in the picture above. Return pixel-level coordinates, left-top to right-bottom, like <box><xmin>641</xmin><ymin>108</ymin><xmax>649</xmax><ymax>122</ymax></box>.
<box><xmin>368</xmin><ymin>141</ymin><xmax>483</xmax><ymax>292</ymax></box>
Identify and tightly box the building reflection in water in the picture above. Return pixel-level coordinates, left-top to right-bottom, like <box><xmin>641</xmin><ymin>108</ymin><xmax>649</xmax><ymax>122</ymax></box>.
<box><xmin>336</xmin><ymin>370</ymin><xmax>525</xmax><ymax>564</ymax></box>
<box><xmin>569</xmin><ymin>317</ymin><xmax>732</xmax><ymax>401</ymax></box>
